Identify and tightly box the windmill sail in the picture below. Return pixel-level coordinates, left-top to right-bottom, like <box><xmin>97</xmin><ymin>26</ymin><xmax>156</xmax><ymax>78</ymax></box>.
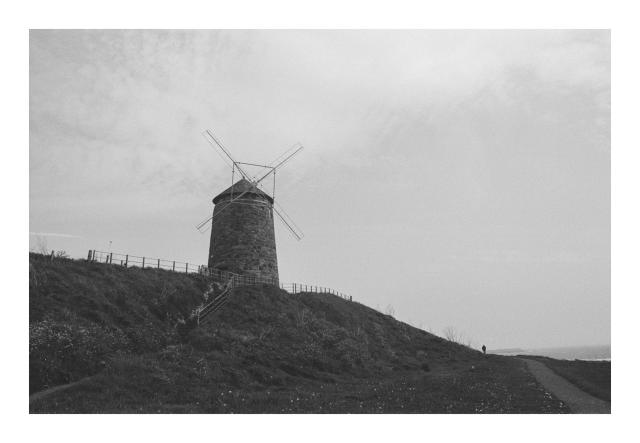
<box><xmin>273</xmin><ymin>201</ymin><xmax>304</xmax><ymax>240</ymax></box>
<box><xmin>198</xmin><ymin>129</ymin><xmax>305</xmax><ymax>241</ymax></box>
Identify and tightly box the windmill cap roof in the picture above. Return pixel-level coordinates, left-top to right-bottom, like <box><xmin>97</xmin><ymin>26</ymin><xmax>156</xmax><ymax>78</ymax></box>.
<box><xmin>213</xmin><ymin>178</ymin><xmax>273</xmax><ymax>204</ymax></box>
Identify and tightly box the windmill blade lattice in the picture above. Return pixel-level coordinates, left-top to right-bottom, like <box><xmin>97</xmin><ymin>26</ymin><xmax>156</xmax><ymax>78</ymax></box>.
<box><xmin>198</xmin><ymin>129</ymin><xmax>305</xmax><ymax>241</ymax></box>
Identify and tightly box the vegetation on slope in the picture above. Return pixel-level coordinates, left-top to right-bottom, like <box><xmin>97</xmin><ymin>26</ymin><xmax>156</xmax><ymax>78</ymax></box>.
<box><xmin>29</xmin><ymin>252</ymin><xmax>207</xmax><ymax>393</ymax></box>
<box><xmin>29</xmin><ymin>253</ymin><xmax>567</xmax><ymax>413</ymax></box>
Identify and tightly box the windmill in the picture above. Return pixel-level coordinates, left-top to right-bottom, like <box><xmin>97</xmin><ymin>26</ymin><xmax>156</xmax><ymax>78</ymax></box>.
<box><xmin>196</xmin><ymin>129</ymin><xmax>304</xmax><ymax>282</ymax></box>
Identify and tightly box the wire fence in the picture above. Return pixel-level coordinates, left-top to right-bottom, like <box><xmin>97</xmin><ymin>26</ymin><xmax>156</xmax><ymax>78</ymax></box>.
<box><xmin>87</xmin><ymin>249</ymin><xmax>352</xmax><ymax>302</ymax></box>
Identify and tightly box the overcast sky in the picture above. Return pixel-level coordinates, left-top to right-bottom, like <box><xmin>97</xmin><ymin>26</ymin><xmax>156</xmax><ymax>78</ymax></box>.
<box><xmin>29</xmin><ymin>30</ymin><xmax>610</xmax><ymax>349</ymax></box>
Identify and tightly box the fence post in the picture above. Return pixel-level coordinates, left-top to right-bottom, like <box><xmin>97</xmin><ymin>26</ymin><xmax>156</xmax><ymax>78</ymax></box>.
<box><xmin>87</xmin><ymin>250</ymin><xmax>92</xmax><ymax>261</ymax></box>
<box><xmin>173</xmin><ymin>261</ymin><xmax>175</xmax><ymax>271</ymax></box>
<box><xmin>157</xmin><ymin>258</ymin><xmax>160</xmax><ymax>269</ymax></box>
<box><xmin>125</xmin><ymin>255</ymin><xmax>128</xmax><ymax>267</ymax></box>
<box><xmin>350</xmin><ymin>296</ymin><xmax>352</xmax><ymax>302</ymax></box>
<box><xmin>109</xmin><ymin>252</ymin><xmax>113</xmax><ymax>264</ymax></box>
<box><xmin>142</xmin><ymin>257</ymin><xmax>145</xmax><ymax>268</ymax></box>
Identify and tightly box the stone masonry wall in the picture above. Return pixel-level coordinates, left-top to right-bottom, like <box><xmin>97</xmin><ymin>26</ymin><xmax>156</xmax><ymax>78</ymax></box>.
<box><xmin>207</xmin><ymin>194</ymin><xmax>279</xmax><ymax>284</ymax></box>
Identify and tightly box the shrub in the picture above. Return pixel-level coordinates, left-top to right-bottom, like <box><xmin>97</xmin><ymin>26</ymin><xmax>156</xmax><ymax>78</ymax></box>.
<box><xmin>29</xmin><ymin>318</ymin><xmax>128</xmax><ymax>393</ymax></box>
<box><xmin>384</xmin><ymin>304</ymin><xmax>395</xmax><ymax>317</ymax></box>
<box><xmin>334</xmin><ymin>337</ymin><xmax>371</xmax><ymax>369</ymax></box>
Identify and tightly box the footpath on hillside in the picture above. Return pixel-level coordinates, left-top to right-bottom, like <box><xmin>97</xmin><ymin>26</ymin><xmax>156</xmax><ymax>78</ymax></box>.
<box><xmin>29</xmin><ymin>376</ymin><xmax>94</xmax><ymax>405</ymax></box>
<box><xmin>521</xmin><ymin>358</ymin><xmax>610</xmax><ymax>414</ymax></box>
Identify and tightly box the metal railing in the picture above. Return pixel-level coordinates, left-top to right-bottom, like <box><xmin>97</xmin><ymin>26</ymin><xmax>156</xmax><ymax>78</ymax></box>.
<box><xmin>87</xmin><ymin>249</ymin><xmax>352</xmax><ymax>302</ymax></box>
<box><xmin>195</xmin><ymin>281</ymin><xmax>234</xmax><ymax>324</ymax></box>
<box><xmin>201</xmin><ymin>266</ymin><xmax>280</xmax><ymax>287</ymax></box>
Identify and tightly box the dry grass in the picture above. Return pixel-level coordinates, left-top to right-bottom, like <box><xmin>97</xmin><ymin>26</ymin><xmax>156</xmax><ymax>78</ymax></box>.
<box><xmin>29</xmin><ymin>253</ymin><xmax>568</xmax><ymax>413</ymax></box>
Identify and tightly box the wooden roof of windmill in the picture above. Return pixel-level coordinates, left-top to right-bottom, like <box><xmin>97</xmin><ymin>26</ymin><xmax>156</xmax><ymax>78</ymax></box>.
<box><xmin>213</xmin><ymin>178</ymin><xmax>274</xmax><ymax>204</ymax></box>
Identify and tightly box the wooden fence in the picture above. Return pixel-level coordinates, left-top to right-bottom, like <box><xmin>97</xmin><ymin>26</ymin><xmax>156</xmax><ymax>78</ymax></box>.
<box><xmin>87</xmin><ymin>249</ymin><xmax>352</xmax><ymax>302</ymax></box>
<box><xmin>280</xmin><ymin>283</ymin><xmax>351</xmax><ymax>301</ymax></box>
<box><xmin>88</xmin><ymin>249</ymin><xmax>209</xmax><ymax>274</ymax></box>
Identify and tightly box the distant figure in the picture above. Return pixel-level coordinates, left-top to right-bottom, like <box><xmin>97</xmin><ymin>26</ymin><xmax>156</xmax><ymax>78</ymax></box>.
<box><xmin>482</xmin><ymin>345</ymin><xmax>486</xmax><ymax>355</ymax></box>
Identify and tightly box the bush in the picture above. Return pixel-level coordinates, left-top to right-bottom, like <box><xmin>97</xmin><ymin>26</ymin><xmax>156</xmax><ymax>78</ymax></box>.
<box><xmin>334</xmin><ymin>337</ymin><xmax>370</xmax><ymax>369</ymax></box>
<box><xmin>29</xmin><ymin>318</ymin><xmax>128</xmax><ymax>393</ymax></box>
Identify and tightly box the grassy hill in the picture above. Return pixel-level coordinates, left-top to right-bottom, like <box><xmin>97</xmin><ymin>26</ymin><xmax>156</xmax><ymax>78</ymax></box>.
<box><xmin>29</xmin><ymin>253</ymin><xmax>568</xmax><ymax>413</ymax></box>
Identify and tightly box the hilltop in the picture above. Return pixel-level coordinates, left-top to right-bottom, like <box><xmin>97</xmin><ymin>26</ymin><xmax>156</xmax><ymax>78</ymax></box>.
<box><xmin>29</xmin><ymin>253</ymin><xmax>567</xmax><ymax>413</ymax></box>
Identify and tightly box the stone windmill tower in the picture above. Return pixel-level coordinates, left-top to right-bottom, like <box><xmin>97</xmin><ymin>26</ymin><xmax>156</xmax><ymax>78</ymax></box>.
<box><xmin>207</xmin><ymin>178</ymin><xmax>278</xmax><ymax>282</ymax></box>
<box><xmin>196</xmin><ymin>130</ymin><xmax>304</xmax><ymax>284</ymax></box>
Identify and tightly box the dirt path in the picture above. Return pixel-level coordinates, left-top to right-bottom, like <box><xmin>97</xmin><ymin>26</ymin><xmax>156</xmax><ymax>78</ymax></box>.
<box><xmin>521</xmin><ymin>358</ymin><xmax>610</xmax><ymax>414</ymax></box>
<box><xmin>30</xmin><ymin>376</ymin><xmax>94</xmax><ymax>406</ymax></box>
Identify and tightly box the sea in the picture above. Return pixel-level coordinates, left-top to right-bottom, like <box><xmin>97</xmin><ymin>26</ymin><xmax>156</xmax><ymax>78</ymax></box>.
<box><xmin>491</xmin><ymin>344</ymin><xmax>611</xmax><ymax>361</ymax></box>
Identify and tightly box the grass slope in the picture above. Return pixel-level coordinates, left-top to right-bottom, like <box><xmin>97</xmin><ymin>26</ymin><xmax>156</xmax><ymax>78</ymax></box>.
<box><xmin>29</xmin><ymin>254</ymin><xmax>567</xmax><ymax>413</ymax></box>
<box><xmin>521</xmin><ymin>356</ymin><xmax>610</xmax><ymax>401</ymax></box>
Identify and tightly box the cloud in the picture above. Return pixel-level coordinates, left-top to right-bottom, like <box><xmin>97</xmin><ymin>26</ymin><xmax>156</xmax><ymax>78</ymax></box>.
<box><xmin>29</xmin><ymin>30</ymin><xmax>609</xmax><ymax>202</ymax></box>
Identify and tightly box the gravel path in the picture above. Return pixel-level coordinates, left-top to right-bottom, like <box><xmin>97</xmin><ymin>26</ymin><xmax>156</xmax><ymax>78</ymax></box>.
<box><xmin>521</xmin><ymin>358</ymin><xmax>610</xmax><ymax>414</ymax></box>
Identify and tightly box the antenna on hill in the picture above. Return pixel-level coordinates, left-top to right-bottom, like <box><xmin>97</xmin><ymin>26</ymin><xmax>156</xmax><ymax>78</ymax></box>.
<box><xmin>196</xmin><ymin>129</ymin><xmax>305</xmax><ymax>240</ymax></box>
